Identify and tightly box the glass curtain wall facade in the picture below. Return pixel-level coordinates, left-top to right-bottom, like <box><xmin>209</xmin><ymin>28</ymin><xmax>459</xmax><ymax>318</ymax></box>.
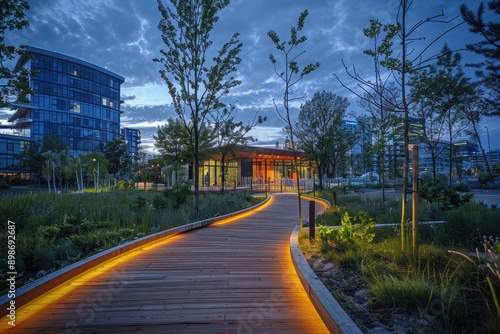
<box><xmin>121</xmin><ymin>128</ymin><xmax>141</xmax><ymax>157</ymax></box>
<box><xmin>0</xmin><ymin>135</ymin><xmax>31</xmax><ymax>184</ymax></box>
<box><xmin>9</xmin><ymin>46</ymin><xmax>125</xmax><ymax>157</ymax></box>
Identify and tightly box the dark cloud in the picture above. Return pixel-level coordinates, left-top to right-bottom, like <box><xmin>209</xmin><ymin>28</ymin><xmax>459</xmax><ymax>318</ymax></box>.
<box><xmin>121</xmin><ymin>95</ymin><xmax>136</xmax><ymax>101</ymax></box>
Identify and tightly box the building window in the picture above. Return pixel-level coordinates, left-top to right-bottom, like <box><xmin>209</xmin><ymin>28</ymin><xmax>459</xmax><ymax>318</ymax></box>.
<box><xmin>102</xmin><ymin>98</ymin><xmax>107</xmax><ymax>106</ymax></box>
<box><xmin>71</xmin><ymin>102</ymin><xmax>81</xmax><ymax>113</ymax></box>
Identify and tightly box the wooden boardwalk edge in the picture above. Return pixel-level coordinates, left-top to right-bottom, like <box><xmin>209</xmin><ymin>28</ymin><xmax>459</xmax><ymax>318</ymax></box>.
<box><xmin>290</xmin><ymin>195</ymin><xmax>363</xmax><ymax>334</ymax></box>
<box><xmin>0</xmin><ymin>195</ymin><xmax>272</xmax><ymax>317</ymax></box>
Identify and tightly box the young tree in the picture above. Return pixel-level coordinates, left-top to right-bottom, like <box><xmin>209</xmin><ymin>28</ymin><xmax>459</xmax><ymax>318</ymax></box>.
<box><xmin>209</xmin><ymin>105</ymin><xmax>261</xmax><ymax>194</ymax></box>
<box><xmin>79</xmin><ymin>152</ymin><xmax>108</xmax><ymax>193</ymax></box>
<box><xmin>295</xmin><ymin>91</ymin><xmax>350</xmax><ymax>190</ymax></box>
<box><xmin>434</xmin><ymin>46</ymin><xmax>474</xmax><ymax>184</ymax></box>
<box><xmin>335</xmin><ymin>19</ymin><xmax>401</xmax><ymax>202</ymax></box>
<box><xmin>409</xmin><ymin>77</ymin><xmax>447</xmax><ymax>179</ymax></box>
<box><xmin>18</xmin><ymin>140</ymin><xmax>43</xmax><ymax>185</ymax></box>
<box><xmin>461</xmin><ymin>1</ymin><xmax>500</xmax><ymax>114</ymax></box>
<box><xmin>460</xmin><ymin>86</ymin><xmax>493</xmax><ymax>178</ymax></box>
<box><xmin>410</xmin><ymin>46</ymin><xmax>477</xmax><ymax>184</ymax></box>
<box><xmin>102</xmin><ymin>138</ymin><xmax>130</xmax><ymax>187</ymax></box>
<box><xmin>358</xmin><ymin>83</ymin><xmax>401</xmax><ymax>201</ymax></box>
<box><xmin>268</xmin><ymin>9</ymin><xmax>320</xmax><ymax>230</ymax></box>
<box><xmin>338</xmin><ymin>1</ymin><xmax>462</xmax><ymax>251</ymax></box>
<box><xmin>154</xmin><ymin>0</ymin><xmax>243</xmax><ymax>216</ymax></box>
<box><xmin>65</xmin><ymin>156</ymin><xmax>85</xmax><ymax>193</ymax></box>
<box><xmin>0</xmin><ymin>0</ymin><xmax>33</xmax><ymax>106</ymax></box>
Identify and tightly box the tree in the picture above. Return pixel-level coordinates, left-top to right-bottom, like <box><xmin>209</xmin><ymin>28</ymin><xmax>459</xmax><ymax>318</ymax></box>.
<box><xmin>65</xmin><ymin>156</ymin><xmax>85</xmax><ymax>193</ymax></box>
<box><xmin>268</xmin><ymin>9</ymin><xmax>320</xmax><ymax>230</ymax></box>
<box><xmin>18</xmin><ymin>140</ymin><xmax>43</xmax><ymax>184</ymax></box>
<box><xmin>41</xmin><ymin>135</ymin><xmax>69</xmax><ymax>190</ymax></box>
<box><xmin>209</xmin><ymin>105</ymin><xmax>260</xmax><ymax>194</ymax></box>
<box><xmin>102</xmin><ymin>138</ymin><xmax>131</xmax><ymax>187</ymax></box>
<box><xmin>411</xmin><ymin>45</ymin><xmax>481</xmax><ymax>185</ymax></box>
<box><xmin>154</xmin><ymin>117</ymin><xmax>191</xmax><ymax>185</ymax></box>
<box><xmin>335</xmin><ymin>19</ymin><xmax>401</xmax><ymax>202</ymax></box>
<box><xmin>0</xmin><ymin>0</ymin><xmax>33</xmax><ymax>106</ymax></box>
<box><xmin>409</xmin><ymin>45</ymin><xmax>475</xmax><ymax>184</ymax></box>
<box><xmin>154</xmin><ymin>0</ymin><xmax>243</xmax><ymax>216</ymax></box>
<box><xmin>461</xmin><ymin>1</ymin><xmax>500</xmax><ymax>114</ymax></box>
<box><xmin>338</xmin><ymin>1</ymin><xmax>462</xmax><ymax>251</ymax></box>
<box><xmin>79</xmin><ymin>152</ymin><xmax>108</xmax><ymax>193</ymax></box>
<box><xmin>40</xmin><ymin>149</ymin><xmax>68</xmax><ymax>193</ymax></box>
<box><xmin>460</xmin><ymin>86</ymin><xmax>493</xmax><ymax>178</ymax></box>
<box><xmin>295</xmin><ymin>91</ymin><xmax>350</xmax><ymax>190</ymax></box>
<box><xmin>358</xmin><ymin>83</ymin><xmax>401</xmax><ymax>201</ymax></box>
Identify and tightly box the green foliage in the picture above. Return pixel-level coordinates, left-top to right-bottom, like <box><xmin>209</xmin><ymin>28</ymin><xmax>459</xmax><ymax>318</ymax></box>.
<box><xmin>338</xmin><ymin>211</ymin><xmax>376</xmax><ymax>243</ymax></box>
<box><xmin>419</xmin><ymin>176</ymin><xmax>473</xmax><ymax>210</ymax></box>
<box><xmin>0</xmin><ymin>0</ymin><xmax>32</xmax><ymax>106</ymax></box>
<box><xmin>154</xmin><ymin>0</ymin><xmax>243</xmax><ymax>215</ymax></box>
<box><xmin>478</xmin><ymin>171</ymin><xmax>495</xmax><ymax>188</ymax></box>
<box><xmin>164</xmin><ymin>181</ymin><xmax>193</xmax><ymax>209</ymax></box>
<box><xmin>102</xmin><ymin>138</ymin><xmax>131</xmax><ymax>179</ymax></box>
<box><xmin>317</xmin><ymin>211</ymin><xmax>375</xmax><ymax>253</ymax></box>
<box><xmin>444</xmin><ymin>202</ymin><xmax>500</xmax><ymax>248</ymax></box>
<box><xmin>295</xmin><ymin>91</ymin><xmax>352</xmax><ymax>190</ymax></box>
<box><xmin>308</xmin><ymin>190</ymin><xmax>500</xmax><ymax>332</ymax></box>
<box><xmin>370</xmin><ymin>274</ymin><xmax>438</xmax><ymax>311</ymax></box>
<box><xmin>116</xmin><ymin>180</ymin><xmax>129</xmax><ymax>189</ymax></box>
<box><xmin>0</xmin><ymin>190</ymin><xmax>260</xmax><ymax>286</ymax></box>
<box><xmin>0</xmin><ymin>181</ymin><xmax>11</xmax><ymax>189</ymax></box>
<box><xmin>142</xmin><ymin>203</ymin><xmax>154</xmax><ymax>234</ymax></box>
<box><xmin>131</xmin><ymin>194</ymin><xmax>148</xmax><ymax>210</ymax></box>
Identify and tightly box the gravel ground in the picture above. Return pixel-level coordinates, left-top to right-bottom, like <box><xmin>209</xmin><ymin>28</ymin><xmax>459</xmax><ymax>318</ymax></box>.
<box><xmin>305</xmin><ymin>254</ymin><xmax>442</xmax><ymax>333</ymax></box>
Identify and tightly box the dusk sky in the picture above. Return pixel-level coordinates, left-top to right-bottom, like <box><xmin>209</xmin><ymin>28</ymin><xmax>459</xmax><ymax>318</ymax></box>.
<box><xmin>3</xmin><ymin>0</ymin><xmax>499</xmax><ymax>153</ymax></box>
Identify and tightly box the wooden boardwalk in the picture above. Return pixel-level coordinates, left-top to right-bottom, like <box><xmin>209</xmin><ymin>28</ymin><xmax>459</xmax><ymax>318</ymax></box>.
<box><xmin>6</xmin><ymin>193</ymin><xmax>330</xmax><ymax>333</ymax></box>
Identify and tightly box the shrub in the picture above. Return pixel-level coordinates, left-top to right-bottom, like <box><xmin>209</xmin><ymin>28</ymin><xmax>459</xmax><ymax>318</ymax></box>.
<box><xmin>419</xmin><ymin>177</ymin><xmax>473</xmax><ymax>210</ymax></box>
<box><xmin>370</xmin><ymin>274</ymin><xmax>438</xmax><ymax>312</ymax></box>
<box><xmin>116</xmin><ymin>180</ymin><xmax>129</xmax><ymax>189</ymax></box>
<box><xmin>337</xmin><ymin>211</ymin><xmax>375</xmax><ymax>244</ymax></box>
<box><xmin>164</xmin><ymin>181</ymin><xmax>193</xmax><ymax>209</ymax></box>
<box><xmin>131</xmin><ymin>194</ymin><xmax>147</xmax><ymax>210</ymax></box>
<box><xmin>33</xmin><ymin>247</ymin><xmax>56</xmax><ymax>272</ymax></box>
<box><xmin>0</xmin><ymin>181</ymin><xmax>11</xmax><ymax>189</ymax></box>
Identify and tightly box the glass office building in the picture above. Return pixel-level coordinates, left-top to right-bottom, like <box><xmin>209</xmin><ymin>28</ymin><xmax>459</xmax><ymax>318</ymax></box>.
<box><xmin>1</xmin><ymin>47</ymin><xmax>133</xmax><ymax>183</ymax></box>
<box><xmin>9</xmin><ymin>46</ymin><xmax>125</xmax><ymax>157</ymax></box>
<box><xmin>121</xmin><ymin>128</ymin><xmax>141</xmax><ymax>158</ymax></box>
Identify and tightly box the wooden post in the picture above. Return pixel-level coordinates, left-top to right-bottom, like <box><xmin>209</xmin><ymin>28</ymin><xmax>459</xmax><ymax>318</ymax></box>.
<box><xmin>309</xmin><ymin>201</ymin><xmax>315</xmax><ymax>241</ymax></box>
<box><xmin>412</xmin><ymin>146</ymin><xmax>419</xmax><ymax>253</ymax></box>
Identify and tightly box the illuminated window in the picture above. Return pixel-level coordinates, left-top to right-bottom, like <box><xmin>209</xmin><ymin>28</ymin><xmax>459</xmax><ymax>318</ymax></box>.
<box><xmin>71</xmin><ymin>102</ymin><xmax>81</xmax><ymax>113</ymax></box>
<box><xmin>109</xmin><ymin>101</ymin><xmax>113</xmax><ymax>108</ymax></box>
<box><xmin>72</xmin><ymin>70</ymin><xmax>77</xmax><ymax>76</ymax></box>
<box><xmin>102</xmin><ymin>98</ymin><xmax>107</xmax><ymax>106</ymax></box>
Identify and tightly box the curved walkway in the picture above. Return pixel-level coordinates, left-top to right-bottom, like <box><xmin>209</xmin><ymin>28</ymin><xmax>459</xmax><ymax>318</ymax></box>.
<box><xmin>5</xmin><ymin>193</ymin><xmax>330</xmax><ymax>333</ymax></box>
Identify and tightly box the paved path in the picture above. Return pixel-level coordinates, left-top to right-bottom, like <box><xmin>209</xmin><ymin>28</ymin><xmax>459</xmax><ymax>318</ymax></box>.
<box><xmin>7</xmin><ymin>193</ymin><xmax>329</xmax><ymax>333</ymax></box>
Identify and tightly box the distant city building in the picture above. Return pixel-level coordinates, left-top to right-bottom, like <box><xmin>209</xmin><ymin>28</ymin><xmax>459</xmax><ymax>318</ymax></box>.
<box><xmin>121</xmin><ymin>128</ymin><xmax>141</xmax><ymax>157</ymax></box>
<box><xmin>0</xmin><ymin>46</ymin><xmax>139</xmax><ymax>183</ymax></box>
<box><xmin>393</xmin><ymin>117</ymin><xmax>425</xmax><ymax>144</ymax></box>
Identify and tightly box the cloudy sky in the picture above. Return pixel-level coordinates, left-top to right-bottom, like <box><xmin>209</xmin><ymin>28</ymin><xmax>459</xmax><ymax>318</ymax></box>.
<box><xmin>3</xmin><ymin>0</ymin><xmax>499</xmax><ymax>152</ymax></box>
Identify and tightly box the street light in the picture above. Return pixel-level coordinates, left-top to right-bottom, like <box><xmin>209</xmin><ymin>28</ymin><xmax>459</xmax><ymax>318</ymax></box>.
<box><xmin>485</xmin><ymin>126</ymin><xmax>491</xmax><ymax>152</ymax></box>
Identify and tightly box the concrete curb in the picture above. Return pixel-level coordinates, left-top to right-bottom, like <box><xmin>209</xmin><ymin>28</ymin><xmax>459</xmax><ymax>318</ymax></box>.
<box><xmin>290</xmin><ymin>195</ymin><xmax>362</xmax><ymax>334</ymax></box>
<box><xmin>0</xmin><ymin>195</ymin><xmax>271</xmax><ymax>317</ymax></box>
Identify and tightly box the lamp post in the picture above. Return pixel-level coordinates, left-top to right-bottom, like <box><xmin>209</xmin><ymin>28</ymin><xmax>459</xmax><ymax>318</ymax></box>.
<box><xmin>485</xmin><ymin>126</ymin><xmax>491</xmax><ymax>152</ymax></box>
